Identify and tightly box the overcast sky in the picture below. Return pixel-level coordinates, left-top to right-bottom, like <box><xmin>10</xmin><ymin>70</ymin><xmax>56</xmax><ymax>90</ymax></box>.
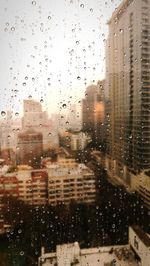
<box><xmin>0</xmin><ymin>0</ymin><xmax>122</xmax><ymax>117</ymax></box>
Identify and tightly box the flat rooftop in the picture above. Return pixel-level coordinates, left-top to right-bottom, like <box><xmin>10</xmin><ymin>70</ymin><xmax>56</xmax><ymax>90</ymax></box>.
<box><xmin>132</xmin><ymin>225</ymin><xmax>150</xmax><ymax>247</ymax></box>
<box><xmin>39</xmin><ymin>244</ymin><xmax>139</xmax><ymax>266</ymax></box>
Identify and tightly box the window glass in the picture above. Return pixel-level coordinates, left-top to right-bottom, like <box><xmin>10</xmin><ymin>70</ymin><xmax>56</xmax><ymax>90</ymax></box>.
<box><xmin>0</xmin><ymin>0</ymin><xmax>149</xmax><ymax>265</ymax></box>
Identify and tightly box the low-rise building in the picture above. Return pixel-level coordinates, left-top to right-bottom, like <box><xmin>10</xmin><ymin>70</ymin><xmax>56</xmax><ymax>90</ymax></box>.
<box><xmin>0</xmin><ymin>174</ymin><xmax>19</xmax><ymax>234</ymax></box>
<box><xmin>31</xmin><ymin>170</ymin><xmax>48</xmax><ymax>205</ymax></box>
<box><xmin>38</xmin><ymin>226</ymin><xmax>150</xmax><ymax>266</ymax></box>
<box><xmin>47</xmin><ymin>163</ymin><xmax>96</xmax><ymax>205</ymax></box>
<box><xmin>59</xmin><ymin>130</ymin><xmax>91</xmax><ymax>151</ymax></box>
<box><xmin>0</xmin><ymin>159</ymin><xmax>96</xmax><ymax>207</ymax></box>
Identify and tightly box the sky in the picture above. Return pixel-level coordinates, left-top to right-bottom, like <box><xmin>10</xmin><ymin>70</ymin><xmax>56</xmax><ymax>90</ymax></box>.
<box><xmin>0</xmin><ymin>0</ymin><xmax>122</xmax><ymax>117</ymax></box>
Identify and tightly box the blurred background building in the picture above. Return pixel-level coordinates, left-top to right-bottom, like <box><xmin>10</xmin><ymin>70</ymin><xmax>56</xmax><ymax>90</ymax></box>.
<box><xmin>82</xmin><ymin>81</ymin><xmax>105</xmax><ymax>145</ymax></box>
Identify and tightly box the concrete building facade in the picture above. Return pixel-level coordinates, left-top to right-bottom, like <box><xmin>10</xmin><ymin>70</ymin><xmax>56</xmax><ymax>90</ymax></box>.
<box><xmin>47</xmin><ymin>163</ymin><xmax>96</xmax><ymax>205</ymax></box>
<box><xmin>106</xmin><ymin>0</ymin><xmax>150</xmax><ymax>183</ymax></box>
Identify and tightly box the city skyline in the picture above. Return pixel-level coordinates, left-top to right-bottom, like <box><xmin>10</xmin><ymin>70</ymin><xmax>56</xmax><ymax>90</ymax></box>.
<box><xmin>0</xmin><ymin>0</ymin><xmax>122</xmax><ymax>116</ymax></box>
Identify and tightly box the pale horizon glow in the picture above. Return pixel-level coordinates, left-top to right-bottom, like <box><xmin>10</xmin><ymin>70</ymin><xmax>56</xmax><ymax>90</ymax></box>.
<box><xmin>0</xmin><ymin>0</ymin><xmax>122</xmax><ymax>117</ymax></box>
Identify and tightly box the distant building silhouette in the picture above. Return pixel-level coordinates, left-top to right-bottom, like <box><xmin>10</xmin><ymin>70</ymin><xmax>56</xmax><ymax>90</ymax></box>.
<box><xmin>17</xmin><ymin>131</ymin><xmax>43</xmax><ymax>167</ymax></box>
<box><xmin>82</xmin><ymin>81</ymin><xmax>105</xmax><ymax>143</ymax></box>
<box><xmin>22</xmin><ymin>99</ymin><xmax>51</xmax><ymax>150</ymax></box>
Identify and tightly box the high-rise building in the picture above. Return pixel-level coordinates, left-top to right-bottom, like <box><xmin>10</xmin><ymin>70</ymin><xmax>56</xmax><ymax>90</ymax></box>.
<box><xmin>67</xmin><ymin>104</ymin><xmax>81</xmax><ymax>131</ymax></box>
<box><xmin>17</xmin><ymin>131</ymin><xmax>43</xmax><ymax>167</ymax></box>
<box><xmin>106</xmin><ymin>0</ymin><xmax>150</xmax><ymax>183</ymax></box>
<box><xmin>22</xmin><ymin>99</ymin><xmax>48</xmax><ymax>130</ymax></box>
<box><xmin>82</xmin><ymin>82</ymin><xmax>105</xmax><ymax>142</ymax></box>
<box><xmin>22</xmin><ymin>100</ymin><xmax>52</xmax><ymax>150</ymax></box>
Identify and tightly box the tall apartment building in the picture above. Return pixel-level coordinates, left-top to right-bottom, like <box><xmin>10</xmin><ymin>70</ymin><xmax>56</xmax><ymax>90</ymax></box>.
<box><xmin>17</xmin><ymin>131</ymin><xmax>43</xmax><ymax>166</ymax></box>
<box><xmin>22</xmin><ymin>100</ymin><xmax>52</xmax><ymax>150</ymax></box>
<box><xmin>82</xmin><ymin>81</ymin><xmax>105</xmax><ymax>142</ymax></box>
<box><xmin>106</xmin><ymin>0</ymin><xmax>150</xmax><ymax>183</ymax></box>
<box><xmin>22</xmin><ymin>100</ymin><xmax>43</xmax><ymax>129</ymax></box>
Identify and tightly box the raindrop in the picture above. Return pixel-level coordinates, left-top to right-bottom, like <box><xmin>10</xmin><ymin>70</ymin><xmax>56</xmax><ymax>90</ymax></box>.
<box><xmin>32</xmin><ymin>1</ymin><xmax>36</xmax><ymax>5</ymax></box>
<box><xmin>80</xmin><ymin>4</ymin><xmax>84</xmax><ymax>8</ymax></box>
<box><xmin>1</xmin><ymin>111</ymin><xmax>6</xmax><ymax>117</ymax></box>
<box><xmin>48</xmin><ymin>16</ymin><xmax>51</xmax><ymax>20</ymax></box>
<box><xmin>90</xmin><ymin>8</ymin><xmax>93</xmax><ymax>12</ymax></box>
<box><xmin>40</xmin><ymin>99</ymin><xmax>44</xmax><ymax>103</ymax></box>
<box><xmin>76</xmin><ymin>41</ymin><xmax>79</xmax><ymax>45</ymax></box>
<box><xmin>77</xmin><ymin>76</ymin><xmax>81</xmax><ymax>80</ymax></box>
<box><xmin>11</xmin><ymin>27</ymin><xmax>15</xmax><ymax>31</ymax></box>
<box><xmin>15</xmin><ymin>112</ymin><xmax>19</xmax><ymax>116</ymax></box>
<box><xmin>20</xmin><ymin>251</ymin><xmax>24</xmax><ymax>256</ymax></box>
<box><xmin>62</xmin><ymin>104</ymin><xmax>66</xmax><ymax>108</ymax></box>
<box><xmin>22</xmin><ymin>82</ymin><xmax>26</xmax><ymax>86</ymax></box>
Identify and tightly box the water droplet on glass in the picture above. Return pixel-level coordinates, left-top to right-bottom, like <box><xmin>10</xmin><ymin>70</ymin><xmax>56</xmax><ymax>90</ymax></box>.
<box><xmin>77</xmin><ymin>76</ymin><xmax>81</xmax><ymax>80</ymax></box>
<box><xmin>48</xmin><ymin>16</ymin><xmax>51</xmax><ymax>20</ymax></box>
<box><xmin>1</xmin><ymin>111</ymin><xmax>6</xmax><ymax>117</ymax></box>
<box><xmin>80</xmin><ymin>4</ymin><xmax>84</xmax><ymax>8</ymax></box>
<box><xmin>11</xmin><ymin>27</ymin><xmax>15</xmax><ymax>31</ymax></box>
<box><xmin>15</xmin><ymin>112</ymin><xmax>19</xmax><ymax>116</ymax></box>
<box><xmin>23</xmin><ymin>82</ymin><xmax>26</xmax><ymax>86</ymax></box>
<box><xmin>62</xmin><ymin>104</ymin><xmax>66</xmax><ymax>108</ymax></box>
<box><xmin>32</xmin><ymin>1</ymin><xmax>36</xmax><ymax>5</ymax></box>
<box><xmin>20</xmin><ymin>251</ymin><xmax>24</xmax><ymax>256</ymax></box>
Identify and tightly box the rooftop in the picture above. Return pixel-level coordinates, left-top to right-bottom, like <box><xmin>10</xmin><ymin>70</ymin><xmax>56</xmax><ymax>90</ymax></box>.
<box><xmin>38</xmin><ymin>243</ymin><xmax>138</xmax><ymax>266</ymax></box>
<box><xmin>38</xmin><ymin>226</ymin><xmax>150</xmax><ymax>266</ymax></box>
<box><xmin>132</xmin><ymin>225</ymin><xmax>150</xmax><ymax>247</ymax></box>
<box><xmin>108</xmin><ymin>0</ymin><xmax>134</xmax><ymax>24</ymax></box>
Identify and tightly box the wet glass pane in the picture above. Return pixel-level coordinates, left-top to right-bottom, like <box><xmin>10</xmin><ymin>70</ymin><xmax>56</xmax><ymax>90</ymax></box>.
<box><xmin>0</xmin><ymin>0</ymin><xmax>149</xmax><ymax>265</ymax></box>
